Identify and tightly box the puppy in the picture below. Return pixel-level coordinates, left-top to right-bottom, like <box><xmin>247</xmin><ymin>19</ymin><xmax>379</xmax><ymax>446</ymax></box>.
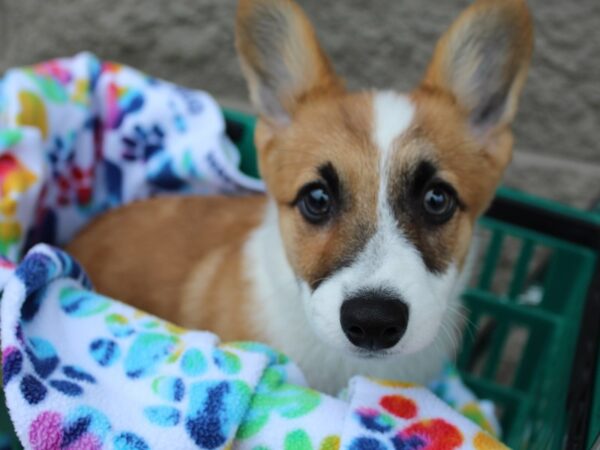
<box><xmin>68</xmin><ymin>0</ymin><xmax>533</xmax><ymax>394</ymax></box>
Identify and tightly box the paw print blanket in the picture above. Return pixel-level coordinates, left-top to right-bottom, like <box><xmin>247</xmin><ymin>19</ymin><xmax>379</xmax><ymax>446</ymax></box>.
<box><xmin>0</xmin><ymin>54</ymin><xmax>505</xmax><ymax>450</ymax></box>
<box><xmin>0</xmin><ymin>52</ymin><xmax>263</xmax><ymax>262</ymax></box>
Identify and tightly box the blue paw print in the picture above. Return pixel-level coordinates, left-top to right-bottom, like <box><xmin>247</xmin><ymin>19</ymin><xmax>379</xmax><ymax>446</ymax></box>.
<box><xmin>8</xmin><ymin>337</ymin><xmax>98</xmax><ymax>405</ymax></box>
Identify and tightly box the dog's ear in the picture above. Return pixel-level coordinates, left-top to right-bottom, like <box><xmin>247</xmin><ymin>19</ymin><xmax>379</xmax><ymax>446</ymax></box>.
<box><xmin>236</xmin><ymin>0</ymin><xmax>343</xmax><ymax>128</ymax></box>
<box><xmin>423</xmin><ymin>0</ymin><xmax>533</xmax><ymax>139</ymax></box>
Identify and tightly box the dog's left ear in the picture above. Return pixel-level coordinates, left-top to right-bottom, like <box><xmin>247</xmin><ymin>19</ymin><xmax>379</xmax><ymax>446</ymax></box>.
<box><xmin>423</xmin><ymin>0</ymin><xmax>534</xmax><ymax>140</ymax></box>
<box><xmin>236</xmin><ymin>0</ymin><xmax>343</xmax><ymax>130</ymax></box>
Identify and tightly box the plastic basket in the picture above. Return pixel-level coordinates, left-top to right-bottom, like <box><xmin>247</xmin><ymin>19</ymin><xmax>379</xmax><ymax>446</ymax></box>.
<box><xmin>223</xmin><ymin>109</ymin><xmax>600</xmax><ymax>450</ymax></box>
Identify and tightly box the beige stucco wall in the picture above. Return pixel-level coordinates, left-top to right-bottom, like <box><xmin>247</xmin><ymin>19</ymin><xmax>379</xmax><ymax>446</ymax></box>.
<box><xmin>1</xmin><ymin>0</ymin><xmax>598</xmax><ymax>208</ymax></box>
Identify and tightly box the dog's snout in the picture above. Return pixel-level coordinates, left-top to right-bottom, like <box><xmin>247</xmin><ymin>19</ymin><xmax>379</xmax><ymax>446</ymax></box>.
<box><xmin>340</xmin><ymin>291</ymin><xmax>409</xmax><ymax>351</ymax></box>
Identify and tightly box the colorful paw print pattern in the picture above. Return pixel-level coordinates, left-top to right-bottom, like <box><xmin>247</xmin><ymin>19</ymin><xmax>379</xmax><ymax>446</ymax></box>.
<box><xmin>0</xmin><ymin>245</ymin><xmax>509</xmax><ymax>449</ymax></box>
<box><xmin>0</xmin><ymin>52</ymin><xmax>264</xmax><ymax>263</ymax></box>
<box><xmin>0</xmin><ymin>245</ymin><xmax>337</xmax><ymax>449</ymax></box>
<box><xmin>344</xmin><ymin>378</ymin><xmax>509</xmax><ymax>450</ymax></box>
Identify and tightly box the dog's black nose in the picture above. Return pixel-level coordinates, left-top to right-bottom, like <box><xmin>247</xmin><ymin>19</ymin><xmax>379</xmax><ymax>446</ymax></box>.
<box><xmin>340</xmin><ymin>291</ymin><xmax>409</xmax><ymax>351</ymax></box>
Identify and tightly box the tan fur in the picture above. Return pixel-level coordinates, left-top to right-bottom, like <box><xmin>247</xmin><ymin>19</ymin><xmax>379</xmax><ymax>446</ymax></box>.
<box><xmin>66</xmin><ymin>196</ymin><xmax>267</xmax><ymax>340</ymax></box>
<box><xmin>259</xmin><ymin>93</ymin><xmax>380</xmax><ymax>287</ymax></box>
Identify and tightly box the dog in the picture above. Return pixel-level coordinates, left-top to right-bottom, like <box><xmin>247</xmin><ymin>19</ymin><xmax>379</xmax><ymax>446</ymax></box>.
<box><xmin>67</xmin><ymin>0</ymin><xmax>533</xmax><ymax>394</ymax></box>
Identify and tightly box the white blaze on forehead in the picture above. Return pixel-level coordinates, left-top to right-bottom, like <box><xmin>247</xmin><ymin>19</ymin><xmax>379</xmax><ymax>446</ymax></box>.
<box><xmin>373</xmin><ymin>91</ymin><xmax>415</xmax><ymax>224</ymax></box>
<box><xmin>373</xmin><ymin>91</ymin><xmax>415</xmax><ymax>169</ymax></box>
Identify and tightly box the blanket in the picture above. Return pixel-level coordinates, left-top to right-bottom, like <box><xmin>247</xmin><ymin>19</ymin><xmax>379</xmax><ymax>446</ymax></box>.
<box><xmin>1</xmin><ymin>245</ymin><xmax>504</xmax><ymax>450</ymax></box>
<box><xmin>0</xmin><ymin>52</ymin><xmax>263</xmax><ymax>262</ymax></box>
<box><xmin>0</xmin><ymin>54</ymin><xmax>503</xmax><ymax>449</ymax></box>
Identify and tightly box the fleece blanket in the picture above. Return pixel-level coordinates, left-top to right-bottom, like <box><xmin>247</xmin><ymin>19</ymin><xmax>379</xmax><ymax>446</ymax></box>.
<box><xmin>0</xmin><ymin>54</ymin><xmax>504</xmax><ymax>449</ymax></box>
<box><xmin>0</xmin><ymin>52</ymin><xmax>263</xmax><ymax>262</ymax></box>
<box><xmin>0</xmin><ymin>246</ymin><xmax>505</xmax><ymax>450</ymax></box>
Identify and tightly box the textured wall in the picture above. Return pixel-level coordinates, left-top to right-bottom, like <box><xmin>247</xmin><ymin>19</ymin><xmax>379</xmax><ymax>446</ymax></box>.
<box><xmin>1</xmin><ymin>0</ymin><xmax>599</xmax><ymax>207</ymax></box>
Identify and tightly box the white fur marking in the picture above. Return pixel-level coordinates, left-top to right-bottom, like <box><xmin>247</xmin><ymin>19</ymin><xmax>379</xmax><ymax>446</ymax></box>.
<box><xmin>373</xmin><ymin>91</ymin><xmax>415</xmax><ymax>168</ymax></box>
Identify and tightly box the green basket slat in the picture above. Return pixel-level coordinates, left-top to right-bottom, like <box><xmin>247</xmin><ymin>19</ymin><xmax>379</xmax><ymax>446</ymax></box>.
<box><xmin>482</xmin><ymin>321</ymin><xmax>510</xmax><ymax>380</ymax></box>
<box><xmin>456</xmin><ymin>307</ymin><xmax>483</xmax><ymax>370</ymax></box>
<box><xmin>222</xmin><ymin>108</ymin><xmax>260</xmax><ymax>179</ymax></box>
<box><xmin>508</xmin><ymin>239</ymin><xmax>535</xmax><ymax>300</ymax></box>
<box><xmin>512</xmin><ymin>322</ymin><xmax>552</xmax><ymax>391</ymax></box>
<box><xmin>528</xmin><ymin>422</ymin><xmax>565</xmax><ymax>450</ymax></box>
<box><xmin>589</xmin><ymin>345</ymin><xmax>600</xmax><ymax>447</ymax></box>
<box><xmin>458</xmin><ymin>372</ymin><xmax>526</xmax><ymax>405</ymax></box>
<box><xmin>526</xmin><ymin>330</ymin><xmax>572</xmax><ymax>450</ymax></box>
<box><xmin>479</xmin><ymin>216</ymin><xmax>595</xmax><ymax>257</ymax></box>
<box><xmin>463</xmin><ymin>290</ymin><xmax>563</xmax><ymax>326</ymax></box>
<box><xmin>478</xmin><ymin>230</ymin><xmax>505</xmax><ymax>291</ymax></box>
<box><xmin>541</xmin><ymin>248</ymin><xmax>595</xmax><ymax>315</ymax></box>
<box><xmin>495</xmin><ymin>187</ymin><xmax>600</xmax><ymax>227</ymax></box>
<box><xmin>506</xmin><ymin>397</ymin><xmax>534</xmax><ymax>450</ymax></box>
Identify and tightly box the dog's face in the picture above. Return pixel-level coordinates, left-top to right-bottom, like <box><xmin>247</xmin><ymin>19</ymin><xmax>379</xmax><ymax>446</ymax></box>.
<box><xmin>237</xmin><ymin>0</ymin><xmax>532</xmax><ymax>357</ymax></box>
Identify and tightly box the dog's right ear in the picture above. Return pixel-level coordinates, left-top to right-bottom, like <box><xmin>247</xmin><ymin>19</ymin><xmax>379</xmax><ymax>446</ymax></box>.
<box><xmin>236</xmin><ymin>0</ymin><xmax>343</xmax><ymax>129</ymax></box>
<box><xmin>423</xmin><ymin>0</ymin><xmax>533</xmax><ymax>140</ymax></box>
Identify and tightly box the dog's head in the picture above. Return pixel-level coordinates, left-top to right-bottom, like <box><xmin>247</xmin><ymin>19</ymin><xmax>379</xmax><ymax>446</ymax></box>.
<box><xmin>236</xmin><ymin>0</ymin><xmax>533</xmax><ymax>357</ymax></box>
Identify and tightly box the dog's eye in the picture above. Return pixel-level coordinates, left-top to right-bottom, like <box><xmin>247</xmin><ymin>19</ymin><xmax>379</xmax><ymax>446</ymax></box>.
<box><xmin>297</xmin><ymin>184</ymin><xmax>332</xmax><ymax>224</ymax></box>
<box><xmin>422</xmin><ymin>184</ymin><xmax>456</xmax><ymax>223</ymax></box>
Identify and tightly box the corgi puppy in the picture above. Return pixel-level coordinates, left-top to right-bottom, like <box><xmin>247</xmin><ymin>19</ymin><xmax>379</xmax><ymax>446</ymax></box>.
<box><xmin>67</xmin><ymin>0</ymin><xmax>533</xmax><ymax>394</ymax></box>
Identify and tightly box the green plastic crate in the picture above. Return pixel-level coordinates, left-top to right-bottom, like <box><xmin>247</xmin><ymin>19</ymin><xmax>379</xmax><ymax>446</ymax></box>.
<box><xmin>223</xmin><ymin>109</ymin><xmax>600</xmax><ymax>449</ymax></box>
<box><xmin>458</xmin><ymin>207</ymin><xmax>597</xmax><ymax>449</ymax></box>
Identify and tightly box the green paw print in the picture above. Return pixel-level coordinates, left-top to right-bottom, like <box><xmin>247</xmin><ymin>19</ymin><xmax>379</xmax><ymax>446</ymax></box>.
<box><xmin>237</xmin><ymin>367</ymin><xmax>321</xmax><ymax>439</ymax></box>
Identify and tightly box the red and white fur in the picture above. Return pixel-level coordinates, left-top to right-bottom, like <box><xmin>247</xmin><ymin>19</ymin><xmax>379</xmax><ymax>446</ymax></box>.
<box><xmin>68</xmin><ymin>0</ymin><xmax>533</xmax><ymax>394</ymax></box>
